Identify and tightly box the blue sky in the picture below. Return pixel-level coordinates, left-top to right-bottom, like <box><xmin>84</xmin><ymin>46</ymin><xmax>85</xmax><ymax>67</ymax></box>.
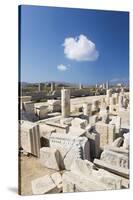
<box><xmin>20</xmin><ymin>5</ymin><xmax>129</xmax><ymax>85</ymax></box>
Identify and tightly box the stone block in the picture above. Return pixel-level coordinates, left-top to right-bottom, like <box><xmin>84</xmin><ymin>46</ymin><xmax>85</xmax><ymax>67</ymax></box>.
<box><xmin>123</xmin><ymin>132</ymin><xmax>129</xmax><ymax>149</ymax></box>
<box><xmin>20</xmin><ymin>121</ymin><xmax>40</xmax><ymax>157</ymax></box>
<box><xmin>40</xmin><ymin>147</ymin><xmax>63</xmax><ymax>170</ymax></box>
<box><xmin>50</xmin><ymin>133</ymin><xmax>90</xmax><ymax>170</ymax></box>
<box><xmin>51</xmin><ymin>172</ymin><xmax>62</xmax><ymax>189</ymax></box>
<box><xmin>111</xmin><ymin>137</ymin><xmax>123</xmax><ymax>147</ymax></box>
<box><xmin>100</xmin><ymin>150</ymin><xmax>128</xmax><ymax>169</ymax></box>
<box><xmin>71</xmin><ymin>118</ymin><xmax>88</xmax><ymax>129</ymax></box>
<box><xmin>94</xmin><ymin>158</ymin><xmax>129</xmax><ymax>178</ymax></box>
<box><xmin>95</xmin><ymin>122</ymin><xmax>115</xmax><ymax>149</ymax></box>
<box><xmin>31</xmin><ymin>174</ymin><xmax>61</xmax><ymax>195</ymax></box>
<box><xmin>23</xmin><ymin>101</ymin><xmax>34</xmax><ymax>113</ymax></box>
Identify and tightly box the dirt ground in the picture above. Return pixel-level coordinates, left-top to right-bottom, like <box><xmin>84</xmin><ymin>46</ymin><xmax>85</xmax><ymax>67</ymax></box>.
<box><xmin>19</xmin><ymin>155</ymin><xmax>57</xmax><ymax>195</ymax></box>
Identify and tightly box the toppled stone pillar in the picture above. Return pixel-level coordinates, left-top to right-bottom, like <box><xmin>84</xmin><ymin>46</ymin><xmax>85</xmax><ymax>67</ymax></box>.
<box><xmin>61</xmin><ymin>89</ymin><xmax>70</xmax><ymax>118</ymax></box>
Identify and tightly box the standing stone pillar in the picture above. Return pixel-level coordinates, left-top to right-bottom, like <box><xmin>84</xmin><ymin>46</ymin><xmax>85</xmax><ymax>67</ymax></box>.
<box><xmin>118</xmin><ymin>95</ymin><xmax>124</xmax><ymax>109</ymax></box>
<box><xmin>106</xmin><ymin>89</ymin><xmax>112</xmax><ymax>105</ymax></box>
<box><xmin>106</xmin><ymin>81</ymin><xmax>109</xmax><ymax>90</ymax></box>
<box><xmin>114</xmin><ymin>93</ymin><xmax>119</xmax><ymax>104</ymax></box>
<box><xmin>83</xmin><ymin>103</ymin><xmax>92</xmax><ymax>116</ymax></box>
<box><xmin>79</xmin><ymin>83</ymin><xmax>83</xmax><ymax>90</ymax></box>
<box><xmin>51</xmin><ymin>82</ymin><xmax>55</xmax><ymax>92</ymax></box>
<box><xmin>61</xmin><ymin>89</ymin><xmax>70</xmax><ymax>118</ymax></box>
<box><xmin>38</xmin><ymin>83</ymin><xmax>41</xmax><ymax>92</ymax></box>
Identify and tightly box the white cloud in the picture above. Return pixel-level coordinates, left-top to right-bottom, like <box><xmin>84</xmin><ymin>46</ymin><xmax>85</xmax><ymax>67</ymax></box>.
<box><xmin>110</xmin><ymin>77</ymin><xmax>129</xmax><ymax>83</ymax></box>
<box><xmin>63</xmin><ymin>34</ymin><xmax>99</xmax><ymax>61</ymax></box>
<box><xmin>110</xmin><ymin>78</ymin><xmax>120</xmax><ymax>82</ymax></box>
<box><xmin>57</xmin><ymin>64</ymin><xmax>69</xmax><ymax>71</ymax></box>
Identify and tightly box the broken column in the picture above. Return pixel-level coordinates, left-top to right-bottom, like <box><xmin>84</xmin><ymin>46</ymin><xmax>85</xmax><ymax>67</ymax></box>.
<box><xmin>38</xmin><ymin>83</ymin><xmax>41</xmax><ymax>92</ymax></box>
<box><xmin>83</xmin><ymin>103</ymin><xmax>92</xmax><ymax>117</ymax></box>
<box><xmin>79</xmin><ymin>83</ymin><xmax>83</xmax><ymax>89</ymax></box>
<box><xmin>61</xmin><ymin>89</ymin><xmax>70</xmax><ymax>118</ymax></box>
<box><xmin>20</xmin><ymin>121</ymin><xmax>40</xmax><ymax>157</ymax></box>
<box><xmin>51</xmin><ymin>82</ymin><xmax>55</xmax><ymax>92</ymax></box>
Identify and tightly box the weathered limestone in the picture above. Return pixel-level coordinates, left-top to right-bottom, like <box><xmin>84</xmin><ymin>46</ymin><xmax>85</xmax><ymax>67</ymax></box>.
<box><xmin>39</xmin><ymin>123</ymin><xmax>55</xmax><ymax>147</ymax></box>
<box><xmin>51</xmin><ymin>172</ymin><xmax>62</xmax><ymax>189</ymax></box>
<box><xmin>38</xmin><ymin>83</ymin><xmax>41</xmax><ymax>92</ymax></box>
<box><xmin>106</xmin><ymin>89</ymin><xmax>112</xmax><ymax>105</ymax></box>
<box><xmin>123</xmin><ymin>133</ymin><xmax>129</xmax><ymax>149</ymax></box>
<box><xmin>106</xmin><ymin>81</ymin><xmax>109</xmax><ymax>90</ymax></box>
<box><xmin>60</xmin><ymin>117</ymin><xmax>73</xmax><ymax>126</ymax></box>
<box><xmin>20</xmin><ymin>96</ymin><xmax>32</xmax><ymax>103</ymax></box>
<box><xmin>51</xmin><ymin>82</ymin><xmax>55</xmax><ymax>92</ymax></box>
<box><xmin>62</xmin><ymin>171</ymin><xmax>107</xmax><ymax>193</ymax></box>
<box><xmin>105</xmin><ymin>146</ymin><xmax>129</xmax><ymax>156</ymax></box>
<box><xmin>100</xmin><ymin>150</ymin><xmax>128</xmax><ymax>169</ymax></box>
<box><xmin>40</xmin><ymin>147</ymin><xmax>63</xmax><ymax>170</ymax></box>
<box><xmin>39</xmin><ymin>123</ymin><xmax>55</xmax><ymax>139</ymax></box>
<box><xmin>69</xmin><ymin>127</ymin><xmax>87</xmax><ymax>137</ymax></box>
<box><xmin>95</xmin><ymin>122</ymin><xmax>116</xmax><ymax>149</ymax></box>
<box><xmin>62</xmin><ymin>167</ymin><xmax>122</xmax><ymax>193</ymax></box>
<box><xmin>45</xmin><ymin>120</ymin><xmax>69</xmax><ymax>134</ymax></box>
<box><xmin>23</xmin><ymin>101</ymin><xmax>34</xmax><ymax>113</ymax></box>
<box><xmin>71</xmin><ymin>118</ymin><xmax>88</xmax><ymax>129</ymax></box>
<box><xmin>94</xmin><ymin>159</ymin><xmax>129</xmax><ymax>178</ymax></box>
<box><xmin>70</xmin><ymin>159</ymin><xmax>122</xmax><ymax>190</ymax></box>
<box><xmin>109</xmin><ymin>97</ymin><xmax>116</xmax><ymax>105</ymax></box>
<box><xmin>83</xmin><ymin>103</ymin><xmax>92</xmax><ymax>116</ymax></box>
<box><xmin>106</xmin><ymin>89</ymin><xmax>112</xmax><ymax>98</ymax></box>
<box><xmin>61</xmin><ymin>89</ymin><xmax>70</xmax><ymax>118</ymax></box>
<box><xmin>48</xmin><ymin>100</ymin><xmax>61</xmax><ymax>112</ymax></box>
<box><xmin>118</xmin><ymin>110</ymin><xmax>129</xmax><ymax>129</ymax></box>
<box><xmin>101</xmin><ymin>110</ymin><xmax>110</xmax><ymax>124</ymax></box>
<box><xmin>110</xmin><ymin>116</ymin><xmax>121</xmax><ymax>134</ymax></box>
<box><xmin>35</xmin><ymin>105</ymin><xmax>48</xmax><ymax>119</ymax></box>
<box><xmin>70</xmin><ymin>158</ymin><xmax>95</xmax><ymax>176</ymax></box>
<box><xmin>20</xmin><ymin>121</ymin><xmax>40</xmax><ymax>157</ymax></box>
<box><xmin>31</xmin><ymin>173</ymin><xmax>62</xmax><ymax>195</ymax></box>
<box><xmin>111</xmin><ymin>137</ymin><xmax>123</xmax><ymax>147</ymax></box>
<box><xmin>92</xmin><ymin>100</ymin><xmax>99</xmax><ymax>112</ymax></box>
<box><xmin>118</xmin><ymin>94</ymin><xmax>124</xmax><ymax>110</ymax></box>
<box><xmin>85</xmin><ymin>131</ymin><xmax>100</xmax><ymax>159</ymax></box>
<box><xmin>89</xmin><ymin>115</ymin><xmax>98</xmax><ymax>125</ymax></box>
<box><xmin>49</xmin><ymin>133</ymin><xmax>90</xmax><ymax>170</ymax></box>
<box><xmin>114</xmin><ymin>93</ymin><xmax>119</xmax><ymax>104</ymax></box>
<box><xmin>79</xmin><ymin>83</ymin><xmax>83</xmax><ymax>90</ymax></box>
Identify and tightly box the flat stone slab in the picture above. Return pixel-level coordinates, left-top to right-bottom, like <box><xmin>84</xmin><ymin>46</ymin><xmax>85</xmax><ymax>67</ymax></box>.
<box><xmin>94</xmin><ymin>159</ymin><xmax>129</xmax><ymax>178</ymax></box>
<box><xmin>31</xmin><ymin>174</ymin><xmax>59</xmax><ymax>195</ymax></box>
<box><xmin>70</xmin><ymin>158</ymin><xmax>95</xmax><ymax>176</ymax></box>
<box><xmin>62</xmin><ymin>171</ymin><xmax>109</xmax><ymax>193</ymax></box>
<box><xmin>40</xmin><ymin>147</ymin><xmax>63</xmax><ymax>170</ymax></box>
<box><xmin>100</xmin><ymin>150</ymin><xmax>129</xmax><ymax>169</ymax></box>
<box><xmin>70</xmin><ymin>158</ymin><xmax>122</xmax><ymax>190</ymax></box>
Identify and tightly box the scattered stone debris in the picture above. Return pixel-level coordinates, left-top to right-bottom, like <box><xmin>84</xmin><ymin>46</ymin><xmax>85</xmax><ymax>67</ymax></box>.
<box><xmin>19</xmin><ymin>86</ymin><xmax>130</xmax><ymax>195</ymax></box>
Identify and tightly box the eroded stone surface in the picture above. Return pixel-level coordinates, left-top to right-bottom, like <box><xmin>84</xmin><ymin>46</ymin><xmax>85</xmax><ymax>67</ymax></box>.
<box><xmin>40</xmin><ymin>147</ymin><xmax>63</xmax><ymax>170</ymax></box>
